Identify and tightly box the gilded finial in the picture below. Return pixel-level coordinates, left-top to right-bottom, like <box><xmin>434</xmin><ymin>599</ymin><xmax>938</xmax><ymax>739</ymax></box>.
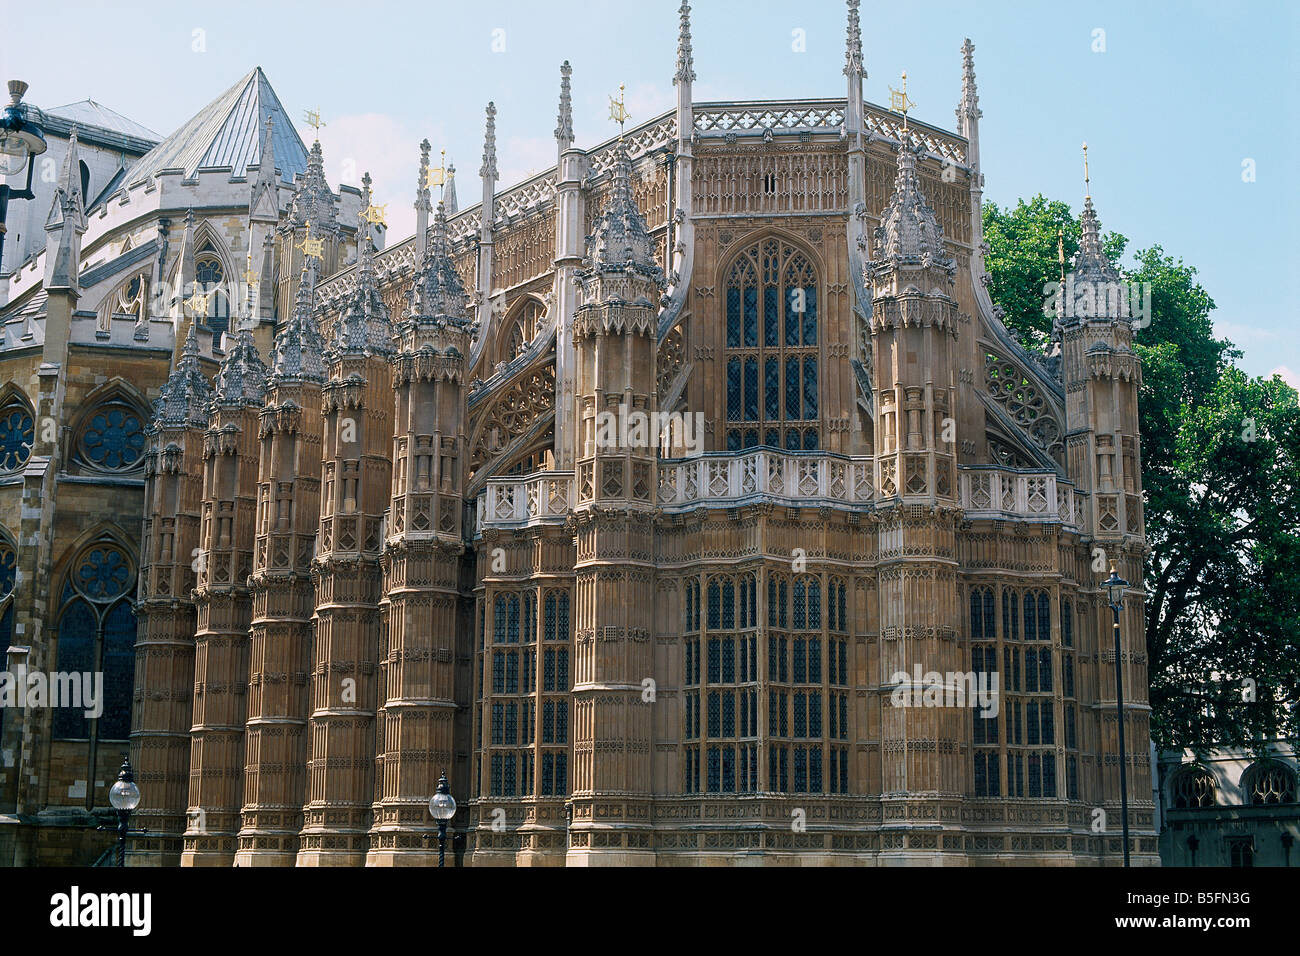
<box><xmin>889</xmin><ymin>71</ymin><xmax>916</xmax><ymax>133</ymax></box>
<box><xmin>609</xmin><ymin>83</ymin><xmax>629</xmax><ymax>140</ymax></box>
<box><xmin>303</xmin><ymin>108</ymin><xmax>326</xmax><ymax>138</ymax></box>
<box><xmin>296</xmin><ymin>222</ymin><xmax>324</xmax><ymax>260</ymax></box>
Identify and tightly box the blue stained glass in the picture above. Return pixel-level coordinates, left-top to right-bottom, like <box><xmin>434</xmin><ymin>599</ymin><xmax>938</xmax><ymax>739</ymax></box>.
<box><xmin>785</xmin><ymin>429</ymin><xmax>800</xmax><ymax>450</ymax></box>
<box><xmin>793</xmin><ymin>580</ymin><xmax>806</xmax><ymax>629</ymax></box>
<box><xmin>0</xmin><ymin>543</ymin><xmax>14</xmax><ymax>598</ymax></box>
<box><xmin>727</xmin><ymin>359</ymin><xmax>741</xmax><ymax>421</ymax></box>
<box><xmin>544</xmin><ymin>594</ymin><xmax>556</xmax><ymax>641</ymax></box>
<box><xmin>1062</xmin><ymin>601</ymin><xmax>1073</xmax><ymax>647</ymax></box>
<box><xmin>763</xmin><ymin>285</ymin><xmax>779</xmax><ymax>346</ymax></box>
<box><xmin>785</xmin><ymin>357</ymin><xmax>800</xmax><ymax>419</ymax></box>
<box><xmin>99</xmin><ymin>600</ymin><xmax>136</xmax><ymax>740</ymax></box>
<box><xmin>1024</xmin><ymin>594</ymin><xmax>1037</xmax><ymax>640</ymax></box>
<box><xmin>722</xmin><ymin>581</ymin><xmax>735</xmax><ymax>629</ymax></box>
<box><xmin>803</xmin><ymin>358</ymin><xmax>818</xmax><ymax>420</ymax></box>
<box><xmin>82</xmin><ymin>405</ymin><xmax>145</xmax><ymax>470</ymax></box>
<box><xmin>0</xmin><ymin>406</ymin><xmax>34</xmax><ymax>471</ymax></box>
<box><xmin>765</xmin><ymin>429</ymin><xmax>779</xmax><ymax>448</ymax></box>
<box><xmin>507</xmin><ymin>595</ymin><xmax>520</xmax><ymax>642</ymax></box>
<box><xmin>743</xmin><ymin>430</ymin><xmax>758</xmax><ymax>448</ymax></box>
<box><xmin>803</xmin><ymin>287</ymin><xmax>817</xmax><ymax>345</ymax></box>
<box><xmin>785</xmin><ymin>288</ymin><xmax>800</xmax><ymax>346</ymax></box>
<box><xmin>727</xmin><ymin>430</ymin><xmax>741</xmax><ymax>450</ymax></box>
<box><xmin>744</xmin><ymin>358</ymin><xmax>758</xmax><ymax>421</ymax></box>
<box><xmin>708</xmin><ymin>582</ymin><xmax>720</xmax><ymax>630</ymax></box>
<box><xmin>743</xmin><ymin>287</ymin><xmax>758</xmax><ymax>347</ymax></box>
<box><xmin>1039</xmin><ymin>593</ymin><xmax>1051</xmax><ymax>641</ymax></box>
<box><xmin>803</xmin><ymin>429</ymin><xmax>818</xmax><ymax>450</ymax></box>
<box><xmin>808</xmin><ymin>579</ymin><xmax>821</xmax><ymax>629</ymax></box>
<box><xmin>53</xmin><ymin>600</ymin><xmax>95</xmax><ymax>739</ymax></box>
<box><xmin>726</xmin><ymin>287</ymin><xmax>741</xmax><ymax>347</ymax></box>
<box><xmin>75</xmin><ymin>547</ymin><xmax>131</xmax><ymax>602</ymax></box>
<box><xmin>558</xmin><ymin>593</ymin><xmax>569</xmax><ymax>640</ymax></box>
<box><xmin>764</xmin><ymin>358</ymin><xmax>779</xmax><ymax>420</ymax></box>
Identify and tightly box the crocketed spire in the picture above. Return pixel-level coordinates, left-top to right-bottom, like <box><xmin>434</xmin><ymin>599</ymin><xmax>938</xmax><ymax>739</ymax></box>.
<box><xmin>1072</xmin><ymin>197</ymin><xmax>1121</xmax><ymax>285</ymax></box>
<box><xmin>844</xmin><ymin>0</ymin><xmax>863</xmax><ymax>78</ymax></box>
<box><xmin>333</xmin><ymin>174</ymin><xmax>393</xmax><ymax>356</ymax></box>
<box><xmin>675</xmin><ymin>3</ymin><xmax>695</xmax><ymax>85</ymax></box>
<box><xmin>153</xmin><ymin>321</ymin><xmax>214</xmax><ymax>428</ymax></box>
<box><xmin>556</xmin><ymin>61</ymin><xmax>574</xmax><ymax>149</ymax></box>
<box><xmin>584</xmin><ymin>138</ymin><xmax>664</xmax><ymax>287</ymax></box>
<box><xmin>269</xmin><ymin>258</ymin><xmax>327</xmax><ymax>384</ymax></box>
<box><xmin>869</xmin><ymin>138</ymin><xmax>955</xmax><ymax>277</ymax></box>
<box><xmin>407</xmin><ymin>201</ymin><xmax>469</xmax><ymax>324</ymax></box>
<box><xmin>288</xmin><ymin>139</ymin><xmax>337</xmax><ymax>231</ymax></box>
<box><xmin>214</xmin><ymin>327</ymin><xmax>269</xmax><ymax>406</ymax></box>
<box><xmin>480</xmin><ymin>103</ymin><xmax>498</xmax><ymax>181</ymax></box>
<box><xmin>956</xmin><ymin>38</ymin><xmax>981</xmax><ymax>125</ymax></box>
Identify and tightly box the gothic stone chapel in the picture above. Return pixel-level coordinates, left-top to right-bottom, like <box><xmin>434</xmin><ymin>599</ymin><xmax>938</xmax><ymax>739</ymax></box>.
<box><xmin>0</xmin><ymin>1</ymin><xmax>1155</xmax><ymax>866</ymax></box>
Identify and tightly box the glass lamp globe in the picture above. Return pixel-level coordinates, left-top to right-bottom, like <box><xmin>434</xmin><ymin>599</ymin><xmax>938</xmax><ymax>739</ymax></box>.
<box><xmin>109</xmin><ymin>777</ymin><xmax>141</xmax><ymax>812</ymax></box>
<box><xmin>0</xmin><ymin>131</ymin><xmax>31</xmax><ymax>177</ymax></box>
<box><xmin>0</xmin><ymin>81</ymin><xmax>46</xmax><ymax>177</ymax></box>
<box><xmin>429</xmin><ymin>773</ymin><xmax>456</xmax><ymax>822</ymax></box>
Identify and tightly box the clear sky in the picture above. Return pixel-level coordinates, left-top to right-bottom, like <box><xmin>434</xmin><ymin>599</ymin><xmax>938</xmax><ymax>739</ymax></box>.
<box><xmin>5</xmin><ymin>0</ymin><xmax>1297</xmax><ymax>383</ymax></box>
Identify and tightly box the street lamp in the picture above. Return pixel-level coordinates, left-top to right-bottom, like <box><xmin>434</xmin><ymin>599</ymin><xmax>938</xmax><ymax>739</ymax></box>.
<box><xmin>1105</xmin><ymin>561</ymin><xmax>1131</xmax><ymax>867</ymax></box>
<box><xmin>107</xmin><ymin>756</ymin><xmax>141</xmax><ymax>867</ymax></box>
<box><xmin>427</xmin><ymin>770</ymin><xmax>456</xmax><ymax>868</ymax></box>
<box><xmin>0</xmin><ymin>80</ymin><xmax>47</xmax><ymax>273</ymax></box>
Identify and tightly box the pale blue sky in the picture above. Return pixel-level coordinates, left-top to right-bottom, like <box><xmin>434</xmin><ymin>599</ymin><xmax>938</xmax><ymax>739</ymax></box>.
<box><xmin>6</xmin><ymin>0</ymin><xmax>1297</xmax><ymax>382</ymax></box>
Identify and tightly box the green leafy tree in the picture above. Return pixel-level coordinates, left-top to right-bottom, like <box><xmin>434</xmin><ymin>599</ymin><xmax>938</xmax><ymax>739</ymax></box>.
<box><xmin>982</xmin><ymin>200</ymin><xmax>1300</xmax><ymax>749</ymax></box>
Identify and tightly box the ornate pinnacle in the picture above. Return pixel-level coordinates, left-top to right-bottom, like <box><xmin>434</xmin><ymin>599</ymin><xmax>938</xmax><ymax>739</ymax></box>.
<box><xmin>214</xmin><ymin>328</ymin><xmax>268</xmax><ymax>406</ymax></box>
<box><xmin>556</xmin><ymin>61</ymin><xmax>574</xmax><ymax>148</ymax></box>
<box><xmin>957</xmin><ymin>38</ymin><xmax>981</xmax><ymax>123</ymax></box>
<box><xmin>154</xmin><ymin>320</ymin><xmax>214</xmax><ymax>429</ymax></box>
<box><xmin>480</xmin><ymin>103</ymin><xmax>498</xmax><ymax>181</ymax></box>
<box><xmin>675</xmin><ymin>2</ymin><xmax>695</xmax><ymax>86</ymax></box>
<box><xmin>408</xmin><ymin>200</ymin><xmax>469</xmax><ymax>324</ymax></box>
<box><xmin>844</xmin><ymin>0</ymin><xmax>863</xmax><ymax>78</ymax></box>
<box><xmin>415</xmin><ymin>139</ymin><xmax>432</xmax><ymax>214</ymax></box>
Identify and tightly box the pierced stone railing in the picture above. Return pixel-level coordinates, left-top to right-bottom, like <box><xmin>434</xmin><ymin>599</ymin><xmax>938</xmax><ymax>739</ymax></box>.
<box><xmin>959</xmin><ymin>466</ymin><xmax>1079</xmax><ymax>528</ymax></box>
<box><xmin>478</xmin><ymin>470</ymin><xmax>575</xmax><ymax>531</ymax></box>
<box><xmin>657</xmin><ymin>450</ymin><xmax>874</xmax><ymax>512</ymax></box>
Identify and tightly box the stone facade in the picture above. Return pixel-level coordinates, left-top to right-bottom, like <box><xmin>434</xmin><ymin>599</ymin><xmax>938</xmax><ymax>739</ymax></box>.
<box><xmin>0</xmin><ymin>3</ymin><xmax>1158</xmax><ymax>866</ymax></box>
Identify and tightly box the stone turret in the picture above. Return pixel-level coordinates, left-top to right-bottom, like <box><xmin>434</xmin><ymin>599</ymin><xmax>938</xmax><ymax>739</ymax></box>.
<box><xmin>133</xmin><ymin>321</ymin><xmax>214</xmax><ymax>866</ymax></box>
<box><xmin>183</xmin><ymin>327</ymin><xmax>267</xmax><ymax>866</ymax></box>
<box><xmin>369</xmin><ymin>200</ymin><xmax>470</xmax><ymax>865</ymax></box>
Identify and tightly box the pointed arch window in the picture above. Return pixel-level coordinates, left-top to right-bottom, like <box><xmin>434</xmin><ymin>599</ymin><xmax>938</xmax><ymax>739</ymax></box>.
<box><xmin>195</xmin><ymin>251</ymin><xmax>230</xmax><ymax>346</ymax></box>
<box><xmin>52</xmin><ymin>542</ymin><xmax>137</xmax><ymax>741</ymax></box>
<box><xmin>724</xmin><ymin>238</ymin><xmax>819</xmax><ymax>450</ymax></box>
<box><xmin>503</xmin><ymin>298</ymin><xmax>546</xmax><ymax>361</ymax></box>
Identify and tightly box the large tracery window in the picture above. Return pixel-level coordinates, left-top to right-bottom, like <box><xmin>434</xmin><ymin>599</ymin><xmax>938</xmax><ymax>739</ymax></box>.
<box><xmin>195</xmin><ymin>251</ymin><xmax>230</xmax><ymax>346</ymax></box>
<box><xmin>1245</xmin><ymin>762</ymin><xmax>1297</xmax><ymax>806</ymax></box>
<box><xmin>503</xmin><ymin>298</ymin><xmax>545</xmax><ymax>362</ymax></box>
<box><xmin>724</xmin><ymin>238</ymin><xmax>819</xmax><ymax>452</ymax></box>
<box><xmin>1171</xmin><ymin>766</ymin><xmax>1217</xmax><ymax>809</ymax></box>
<box><xmin>76</xmin><ymin>401</ymin><xmax>147</xmax><ymax>472</ymax></box>
<box><xmin>53</xmin><ymin>542</ymin><xmax>137</xmax><ymax>742</ymax></box>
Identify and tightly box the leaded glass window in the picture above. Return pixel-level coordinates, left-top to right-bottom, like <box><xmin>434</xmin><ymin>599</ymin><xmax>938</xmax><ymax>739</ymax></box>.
<box><xmin>77</xmin><ymin>402</ymin><xmax>147</xmax><ymax>472</ymax></box>
<box><xmin>723</xmin><ymin>238</ymin><xmax>819</xmax><ymax>449</ymax></box>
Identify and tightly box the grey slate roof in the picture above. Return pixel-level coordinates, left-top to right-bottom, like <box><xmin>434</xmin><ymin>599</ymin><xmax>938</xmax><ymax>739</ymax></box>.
<box><xmin>47</xmin><ymin>100</ymin><xmax>161</xmax><ymax>143</ymax></box>
<box><xmin>123</xmin><ymin>67</ymin><xmax>308</xmax><ymax>187</ymax></box>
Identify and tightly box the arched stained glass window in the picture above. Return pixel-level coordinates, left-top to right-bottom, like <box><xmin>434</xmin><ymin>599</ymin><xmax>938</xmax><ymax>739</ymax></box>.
<box><xmin>724</xmin><ymin>238</ymin><xmax>819</xmax><ymax>452</ymax></box>
<box><xmin>195</xmin><ymin>255</ymin><xmax>229</xmax><ymax>346</ymax></box>
<box><xmin>53</xmin><ymin>542</ymin><xmax>139</xmax><ymax>743</ymax></box>
<box><xmin>0</xmin><ymin>403</ymin><xmax>34</xmax><ymax>471</ymax></box>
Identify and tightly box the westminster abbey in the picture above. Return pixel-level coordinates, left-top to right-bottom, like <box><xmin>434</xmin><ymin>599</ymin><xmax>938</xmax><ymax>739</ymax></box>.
<box><xmin>0</xmin><ymin>2</ymin><xmax>1156</xmax><ymax>865</ymax></box>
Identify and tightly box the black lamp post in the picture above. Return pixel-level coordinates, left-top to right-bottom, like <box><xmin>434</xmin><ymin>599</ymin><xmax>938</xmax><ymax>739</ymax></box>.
<box><xmin>427</xmin><ymin>770</ymin><xmax>456</xmax><ymax>868</ymax></box>
<box><xmin>106</xmin><ymin>756</ymin><xmax>142</xmax><ymax>867</ymax></box>
<box><xmin>0</xmin><ymin>80</ymin><xmax>48</xmax><ymax>274</ymax></box>
<box><xmin>1105</xmin><ymin>562</ymin><xmax>1131</xmax><ymax>867</ymax></box>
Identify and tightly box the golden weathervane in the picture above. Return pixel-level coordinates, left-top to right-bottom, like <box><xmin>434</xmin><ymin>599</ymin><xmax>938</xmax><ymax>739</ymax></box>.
<box><xmin>889</xmin><ymin>71</ymin><xmax>916</xmax><ymax>132</ymax></box>
<box><xmin>297</xmin><ymin>222</ymin><xmax>324</xmax><ymax>260</ymax></box>
<box><xmin>425</xmin><ymin>148</ymin><xmax>448</xmax><ymax>198</ymax></box>
<box><xmin>362</xmin><ymin>200</ymin><xmax>388</xmax><ymax>228</ymax></box>
<box><xmin>303</xmin><ymin>108</ymin><xmax>326</xmax><ymax>136</ymax></box>
<box><xmin>1082</xmin><ymin>141</ymin><xmax>1091</xmax><ymax>199</ymax></box>
<box><xmin>184</xmin><ymin>286</ymin><xmax>213</xmax><ymax>315</ymax></box>
<box><xmin>608</xmin><ymin>84</ymin><xmax>629</xmax><ymax>137</ymax></box>
<box><xmin>244</xmin><ymin>252</ymin><xmax>257</xmax><ymax>287</ymax></box>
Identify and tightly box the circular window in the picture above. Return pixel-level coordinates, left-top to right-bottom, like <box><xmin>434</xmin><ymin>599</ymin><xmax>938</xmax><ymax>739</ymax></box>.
<box><xmin>72</xmin><ymin>545</ymin><xmax>132</xmax><ymax>602</ymax></box>
<box><xmin>78</xmin><ymin>402</ymin><xmax>146</xmax><ymax>470</ymax></box>
<box><xmin>0</xmin><ymin>405</ymin><xmax>34</xmax><ymax>471</ymax></box>
<box><xmin>0</xmin><ymin>541</ymin><xmax>15</xmax><ymax>598</ymax></box>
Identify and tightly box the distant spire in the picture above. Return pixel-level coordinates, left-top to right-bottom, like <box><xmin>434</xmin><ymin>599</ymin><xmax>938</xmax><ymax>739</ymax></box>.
<box><xmin>443</xmin><ymin>163</ymin><xmax>458</xmax><ymax>214</ymax></box>
<box><xmin>409</xmin><ymin>201</ymin><xmax>469</xmax><ymax>323</ymax></box>
<box><xmin>844</xmin><ymin>0</ymin><xmax>863</xmax><ymax>78</ymax></box>
<box><xmin>869</xmin><ymin>140</ymin><xmax>955</xmax><ymax>278</ymax></box>
<box><xmin>675</xmin><ymin>3</ymin><xmax>696</xmax><ymax>85</ymax></box>
<box><xmin>956</xmin><ymin>38</ymin><xmax>981</xmax><ymax>127</ymax></box>
<box><xmin>214</xmin><ymin>327</ymin><xmax>269</xmax><ymax>406</ymax></box>
<box><xmin>480</xmin><ymin>102</ymin><xmax>498</xmax><ymax>181</ymax></box>
<box><xmin>415</xmin><ymin>139</ymin><xmax>432</xmax><ymax>215</ymax></box>
<box><xmin>269</xmin><ymin>254</ymin><xmax>326</xmax><ymax>383</ymax></box>
<box><xmin>44</xmin><ymin>126</ymin><xmax>88</xmax><ymax>289</ymax></box>
<box><xmin>153</xmin><ymin>321</ymin><xmax>214</xmax><ymax>428</ymax></box>
<box><xmin>556</xmin><ymin>61</ymin><xmax>574</xmax><ymax>149</ymax></box>
<box><xmin>250</xmin><ymin>115</ymin><xmax>279</xmax><ymax>221</ymax></box>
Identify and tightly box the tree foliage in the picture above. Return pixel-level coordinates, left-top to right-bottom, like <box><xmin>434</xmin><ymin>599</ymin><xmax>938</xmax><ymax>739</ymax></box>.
<box><xmin>983</xmin><ymin>199</ymin><xmax>1300</xmax><ymax>750</ymax></box>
